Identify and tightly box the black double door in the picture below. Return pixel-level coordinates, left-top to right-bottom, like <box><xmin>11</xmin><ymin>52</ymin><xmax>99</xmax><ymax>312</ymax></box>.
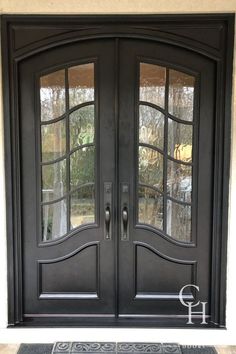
<box><xmin>20</xmin><ymin>38</ymin><xmax>214</xmax><ymax>324</ymax></box>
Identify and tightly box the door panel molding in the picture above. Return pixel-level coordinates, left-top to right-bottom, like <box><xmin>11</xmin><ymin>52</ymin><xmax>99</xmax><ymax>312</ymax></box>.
<box><xmin>38</xmin><ymin>242</ymin><xmax>100</xmax><ymax>300</ymax></box>
<box><xmin>2</xmin><ymin>14</ymin><xmax>234</xmax><ymax>327</ymax></box>
<box><xmin>133</xmin><ymin>241</ymin><xmax>197</xmax><ymax>301</ymax></box>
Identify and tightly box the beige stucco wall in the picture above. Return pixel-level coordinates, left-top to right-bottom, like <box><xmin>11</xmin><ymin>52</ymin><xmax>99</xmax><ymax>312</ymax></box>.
<box><xmin>0</xmin><ymin>0</ymin><xmax>236</xmax><ymax>345</ymax></box>
<box><xmin>0</xmin><ymin>0</ymin><xmax>236</xmax><ymax>14</ymax></box>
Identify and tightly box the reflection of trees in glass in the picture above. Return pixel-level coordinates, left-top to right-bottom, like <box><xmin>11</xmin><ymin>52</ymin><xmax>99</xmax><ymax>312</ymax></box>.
<box><xmin>140</xmin><ymin>85</ymin><xmax>165</xmax><ymax>108</ymax></box>
<box><xmin>69</xmin><ymin>87</ymin><xmax>94</xmax><ymax>108</ymax></box>
<box><xmin>139</xmin><ymin>147</ymin><xmax>163</xmax><ymax>191</ymax></box>
<box><xmin>168</xmin><ymin>119</ymin><xmax>192</xmax><ymax>163</ymax></box>
<box><xmin>42</xmin><ymin>160</ymin><xmax>67</xmax><ymax>202</ymax></box>
<box><xmin>167</xmin><ymin>201</ymin><xmax>191</xmax><ymax>242</ymax></box>
<box><xmin>42</xmin><ymin>200</ymin><xmax>67</xmax><ymax>241</ymax></box>
<box><xmin>139</xmin><ymin>105</ymin><xmax>164</xmax><ymax>149</ymax></box>
<box><xmin>40</xmin><ymin>65</ymin><xmax>96</xmax><ymax>240</ymax></box>
<box><xmin>70</xmin><ymin>147</ymin><xmax>95</xmax><ymax>192</ymax></box>
<box><xmin>138</xmin><ymin>67</ymin><xmax>194</xmax><ymax>242</ymax></box>
<box><xmin>70</xmin><ymin>106</ymin><xmax>94</xmax><ymax>149</ymax></box>
<box><xmin>167</xmin><ymin>161</ymin><xmax>192</xmax><ymax>203</ymax></box>
<box><xmin>41</xmin><ymin>119</ymin><xmax>66</xmax><ymax>162</ymax></box>
<box><xmin>70</xmin><ymin>186</ymin><xmax>95</xmax><ymax>229</ymax></box>
<box><xmin>138</xmin><ymin>187</ymin><xmax>163</xmax><ymax>230</ymax></box>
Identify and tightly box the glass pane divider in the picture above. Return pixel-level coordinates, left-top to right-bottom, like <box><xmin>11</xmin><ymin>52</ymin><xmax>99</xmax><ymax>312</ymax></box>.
<box><xmin>41</xmin><ymin>194</ymin><xmax>67</xmax><ymax>207</ymax></box>
<box><xmin>69</xmin><ymin>143</ymin><xmax>94</xmax><ymax>156</ymax></box>
<box><xmin>167</xmin><ymin>112</ymin><xmax>194</xmax><ymax>126</ymax></box>
<box><xmin>40</xmin><ymin>101</ymin><xmax>95</xmax><ymax>126</ymax></box>
<box><xmin>41</xmin><ymin>182</ymin><xmax>95</xmax><ymax>207</ymax></box>
<box><xmin>65</xmin><ymin>67</ymin><xmax>71</xmax><ymax>233</ymax></box>
<box><xmin>40</xmin><ymin>143</ymin><xmax>95</xmax><ymax>166</ymax></box>
<box><xmin>139</xmin><ymin>182</ymin><xmax>164</xmax><ymax>196</ymax></box>
<box><xmin>69</xmin><ymin>182</ymin><xmax>95</xmax><ymax>195</ymax></box>
<box><xmin>68</xmin><ymin>101</ymin><xmax>95</xmax><ymax>115</ymax></box>
<box><xmin>40</xmin><ymin>154</ymin><xmax>67</xmax><ymax>166</ymax></box>
<box><xmin>163</xmin><ymin>68</ymin><xmax>169</xmax><ymax>234</ymax></box>
<box><xmin>139</xmin><ymin>142</ymin><xmax>164</xmax><ymax>156</ymax></box>
<box><xmin>167</xmin><ymin>154</ymin><xmax>193</xmax><ymax>166</ymax></box>
<box><xmin>166</xmin><ymin>195</ymin><xmax>192</xmax><ymax>207</ymax></box>
<box><xmin>139</xmin><ymin>100</ymin><xmax>166</xmax><ymax>115</ymax></box>
<box><xmin>40</xmin><ymin>113</ymin><xmax>67</xmax><ymax>126</ymax></box>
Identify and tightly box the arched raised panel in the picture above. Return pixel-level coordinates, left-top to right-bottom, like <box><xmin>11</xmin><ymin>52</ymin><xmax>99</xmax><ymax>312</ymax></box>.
<box><xmin>38</xmin><ymin>243</ymin><xmax>99</xmax><ymax>299</ymax></box>
<box><xmin>134</xmin><ymin>243</ymin><xmax>196</xmax><ymax>300</ymax></box>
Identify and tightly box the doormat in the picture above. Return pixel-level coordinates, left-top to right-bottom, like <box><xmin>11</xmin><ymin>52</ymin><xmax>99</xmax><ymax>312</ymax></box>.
<box><xmin>17</xmin><ymin>343</ymin><xmax>54</xmax><ymax>354</ymax></box>
<box><xmin>17</xmin><ymin>343</ymin><xmax>217</xmax><ymax>354</ymax></box>
<box><xmin>51</xmin><ymin>343</ymin><xmax>217</xmax><ymax>354</ymax></box>
<box><xmin>181</xmin><ymin>346</ymin><xmax>217</xmax><ymax>354</ymax></box>
<box><xmin>52</xmin><ymin>343</ymin><xmax>181</xmax><ymax>354</ymax></box>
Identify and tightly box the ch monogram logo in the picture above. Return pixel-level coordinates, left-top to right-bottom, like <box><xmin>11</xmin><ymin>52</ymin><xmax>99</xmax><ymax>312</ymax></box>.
<box><xmin>179</xmin><ymin>284</ymin><xmax>207</xmax><ymax>324</ymax></box>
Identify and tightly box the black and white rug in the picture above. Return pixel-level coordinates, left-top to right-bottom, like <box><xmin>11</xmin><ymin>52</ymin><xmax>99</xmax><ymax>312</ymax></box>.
<box><xmin>17</xmin><ymin>342</ymin><xmax>217</xmax><ymax>354</ymax></box>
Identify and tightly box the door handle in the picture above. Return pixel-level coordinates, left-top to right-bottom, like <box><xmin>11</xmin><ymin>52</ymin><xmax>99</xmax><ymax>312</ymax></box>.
<box><xmin>105</xmin><ymin>205</ymin><xmax>111</xmax><ymax>240</ymax></box>
<box><xmin>104</xmin><ymin>182</ymin><xmax>112</xmax><ymax>240</ymax></box>
<box><xmin>122</xmin><ymin>206</ymin><xmax>128</xmax><ymax>240</ymax></box>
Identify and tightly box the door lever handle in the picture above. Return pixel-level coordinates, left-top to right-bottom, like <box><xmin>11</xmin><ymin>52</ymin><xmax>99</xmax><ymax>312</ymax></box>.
<box><xmin>105</xmin><ymin>205</ymin><xmax>111</xmax><ymax>240</ymax></box>
<box><xmin>122</xmin><ymin>206</ymin><xmax>128</xmax><ymax>240</ymax></box>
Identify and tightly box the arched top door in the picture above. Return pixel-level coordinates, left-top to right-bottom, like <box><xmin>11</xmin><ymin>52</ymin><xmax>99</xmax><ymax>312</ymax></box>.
<box><xmin>3</xmin><ymin>15</ymin><xmax>233</xmax><ymax>327</ymax></box>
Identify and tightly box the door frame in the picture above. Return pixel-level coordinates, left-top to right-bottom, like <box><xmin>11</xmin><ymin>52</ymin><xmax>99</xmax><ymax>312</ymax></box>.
<box><xmin>1</xmin><ymin>14</ymin><xmax>234</xmax><ymax>328</ymax></box>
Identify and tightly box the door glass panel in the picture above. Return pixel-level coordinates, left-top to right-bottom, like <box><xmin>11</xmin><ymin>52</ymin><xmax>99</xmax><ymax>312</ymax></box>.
<box><xmin>40</xmin><ymin>69</ymin><xmax>65</xmax><ymax>122</ymax></box>
<box><xmin>40</xmin><ymin>62</ymin><xmax>96</xmax><ymax>242</ymax></box>
<box><xmin>70</xmin><ymin>185</ymin><xmax>95</xmax><ymax>230</ymax></box>
<box><xmin>70</xmin><ymin>105</ymin><xmax>95</xmax><ymax>149</ymax></box>
<box><xmin>167</xmin><ymin>200</ymin><xmax>191</xmax><ymax>242</ymax></box>
<box><xmin>42</xmin><ymin>159</ymin><xmax>67</xmax><ymax>202</ymax></box>
<box><xmin>168</xmin><ymin>69</ymin><xmax>195</xmax><ymax>122</ymax></box>
<box><xmin>139</xmin><ymin>146</ymin><xmax>163</xmax><ymax>191</ymax></box>
<box><xmin>70</xmin><ymin>146</ymin><xmax>95</xmax><ymax>191</ymax></box>
<box><xmin>167</xmin><ymin>160</ymin><xmax>192</xmax><ymax>203</ymax></box>
<box><xmin>138</xmin><ymin>62</ymin><xmax>195</xmax><ymax>242</ymax></box>
<box><xmin>41</xmin><ymin>119</ymin><xmax>66</xmax><ymax>162</ymax></box>
<box><xmin>69</xmin><ymin>63</ymin><xmax>94</xmax><ymax>108</ymax></box>
<box><xmin>140</xmin><ymin>63</ymin><xmax>166</xmax><ymax>108</ymax></box>
<box><xmin>168</xmin><ymin>118</ymin><xmax>192</xmax><ymax>163</ymax></box>
<box><xmin>139</xmin><ymin>105</ymin><xmax>164</xmax><ymax>149</ymax></box>
<box><xmin>138</xmin><ymin>186</ymin><xmax>163</xmax><ymax>230</ymax></box>
<box><xmin>42</xmin><ymin>199</ymin><xmax>67</xmax><ymax>242</ymax></box>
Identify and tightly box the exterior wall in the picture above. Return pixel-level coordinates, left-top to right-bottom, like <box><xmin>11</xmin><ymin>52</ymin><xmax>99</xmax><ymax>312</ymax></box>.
<box><xmin>0</xmin><ymin>0</ymin><xmax>235</xmax><ymax>345</ymax></box>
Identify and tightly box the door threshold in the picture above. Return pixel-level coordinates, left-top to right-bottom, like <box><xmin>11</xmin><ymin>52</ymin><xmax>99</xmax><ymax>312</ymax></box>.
<box><xmin>9</xmin><ymin>315</ymin><xmax>223</xmax><ymax>328</ymax></box>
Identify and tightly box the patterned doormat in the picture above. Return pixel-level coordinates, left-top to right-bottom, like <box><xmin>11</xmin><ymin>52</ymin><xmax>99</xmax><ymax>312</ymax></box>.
<box><xmin>17</xmin><ymin>343</ymin><xmax>217</xmax><ymax>354</ymax></box>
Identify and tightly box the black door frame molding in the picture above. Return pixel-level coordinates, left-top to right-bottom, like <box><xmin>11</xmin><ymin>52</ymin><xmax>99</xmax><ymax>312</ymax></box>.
<box><xmin>1</xmin><ymin>14</ymin><xmax>234</xmax><ymax>328</ymax></box>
